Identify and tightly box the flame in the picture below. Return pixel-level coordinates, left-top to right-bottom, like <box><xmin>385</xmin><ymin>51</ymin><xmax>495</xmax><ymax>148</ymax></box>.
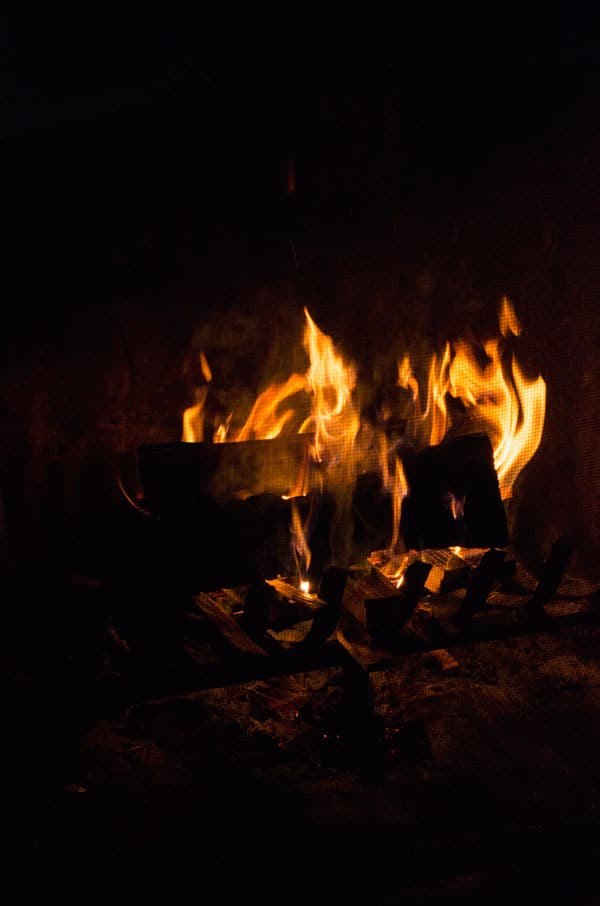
<box><xmin>300</xmin><ymin>307</ymin><xmax>360</xmax><ymax>465</ymax></box>
<box><xmin>290</xmin><ymin>497</ymin><xmax>311</xmax><ymax>583</ymax></box>
<box><xmin>391</xmin><ymin>297</ymin><xmax>545</xmax><ymax>507</ymax></box>
<box><xmin>213</xmin><ymin>414</ymin><xmax>232</xmax><ymax>443</ymax></box>
<box><xmin>446</xmin><ymin>300</ymin><xmax>546</xmax><ymax>498</ymax></box>
<box><xmin>181</xmin><ymin>295</ymin><xmax>545</xmax><ymax>572</ymax></box>
<box><xmin>182</xmin><ymin>391</ymin><xmax>207</xmax><ymax>442</ymax></box>
<box><xmin>422</xmin><ymin>342</ymin><xmax>452</xmax><ymax>446</ymax></box>
<box><xmin>382</xmin><ymin>450</ymin><xmax>408</xmax><ymax>553</ymax></box>
<box><xmin>397</xmin><ymin>354</ymin><xmax>419</xmax><ymax>402</ymax></box>
<box><xmin>498</xmin><ymin>294</ymin><xmax>522</xmax><ymax>337</ymax></box>
<box><xmin>300</xmin><ymin>308</ymin><xmax>361</xmax><ymax>565</ymax></box>
<box><xmin>236</xmin><ymin>373</ymin><xmax>307</xmax><ymax>442</ymax></box>
<box><xmin>199</xmin><ymin>352</ymin><xmax>212</xmax><ymax>383</ymax></box>
<box><xmin>182</xmin><ymin>353</ymin><xmax>212</xmax><ymax>442</ymax></box>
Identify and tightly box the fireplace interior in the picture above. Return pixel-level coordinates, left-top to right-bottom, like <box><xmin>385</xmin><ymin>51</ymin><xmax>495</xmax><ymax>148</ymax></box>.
<box><xmin>3</xmin><ymin>14</ymin><xmax>600</xmax><ymax>904</ymax></box>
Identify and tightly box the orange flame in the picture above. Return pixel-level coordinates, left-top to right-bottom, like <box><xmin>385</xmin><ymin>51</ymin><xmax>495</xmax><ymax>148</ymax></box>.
<box><xmin>423</xmin><ymin>342</ymin><xmax>452</xmax><ymax>446</ymax></box>
<box><xmin>394</xmin><ymin>297</ymin><xmax>546</xmax><ymax>504</ymax></box>
<box><xmin>447</xmin><ymin>298</ymin><xmax>546</xmax><ymax>497</ymax></box>
<box><xmin>300</xmin><ymin>307</ymin><xmax>360</xmax><ymax>465</ymax></box>
<box><xmin>389</xmin><ymin>455</ymin><xmax>408</xmax><ymax>552</ymax></box>
<box><xmin>397</xmin><ymin>354</ymin><xmax>419</xmax><ymax>403</ymax></box>
<box><xmin>236</xmin><ymin>373</ymin><xmax>308</xmax><ymax>442</ymax></box>
<box><xmin>290</xmin><ymin>498</ymin><xmax>311</xmax><ymax>584</ymax></box>
<box><xmin>182</xmin><ymin>353</ymin><xmax>212</xmax><ymax>442</ymax></box>
<box><xmin>182</xmin><ymin>296</ymin><xmax>545</xmax><ymax>570</ymax></box>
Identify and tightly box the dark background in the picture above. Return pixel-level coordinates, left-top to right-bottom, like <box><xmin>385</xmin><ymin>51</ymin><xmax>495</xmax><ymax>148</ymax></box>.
<box><xmin>3</xmin><ymin>10</ymin><xmax>599</xmax><ymax>317</ymax></box>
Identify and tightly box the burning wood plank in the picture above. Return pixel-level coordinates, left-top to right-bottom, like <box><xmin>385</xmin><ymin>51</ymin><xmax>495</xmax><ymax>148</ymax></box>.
<box><xmin>138</xmin><ymin>434</ymin><xmax>312</xmax><ymax>512</ymax></box>
<box><xmin>369</xmin><ymin>546</ymin><xmax>489</xmax><ymax>593</ymax></box>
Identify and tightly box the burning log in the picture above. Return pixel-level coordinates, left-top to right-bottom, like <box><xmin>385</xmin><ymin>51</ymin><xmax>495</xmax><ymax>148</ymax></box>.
<box><xmin>138</xmin><ymin>434</ymin><xmax>312</xmax><ymax>513</ymax></box>
<box><xmin>135</xmin><ymin>437</ymin><xmax>315</xmax><ymax>590</ymax></box>
<box><xmin>400</xmin><ymin>432</ymin><xmax>508</xmax><ymax>550</ymax></box>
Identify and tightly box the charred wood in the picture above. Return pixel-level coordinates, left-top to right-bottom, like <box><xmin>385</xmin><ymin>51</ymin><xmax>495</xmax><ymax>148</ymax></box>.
<box><xmin>138</xmin><ymin>435</ymin><xmax>311</xmax><ymax>514</ymax></box>
<box><xmin>400</xmin><ymin>433</ymin><xmax>508</xmax><ymax>550</ymax></box>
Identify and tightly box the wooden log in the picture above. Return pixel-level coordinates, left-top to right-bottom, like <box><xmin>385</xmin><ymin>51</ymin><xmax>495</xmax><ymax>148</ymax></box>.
<box><xmin>400</xmin><ymin>432</ymin><xmax>508</xmax><ymax>550</ymax></box>
<box><xmin>369</xmin><ymin>546</ymin><xmax>489</xmax><ymax>594</ymax></box>
<box><xmin>239</xmin><ymin>581</ymin><xmax>275</xmax><ymax>639</ymax></box>
<box><xmin>138</xmin><ymin>434</ymin><xmax>312</xmax><ymax>514</ymax></box>
<box><xmin>343</xmin><ymin>567</ymin><xmax>399</xmax><ymax>624</ymax></box>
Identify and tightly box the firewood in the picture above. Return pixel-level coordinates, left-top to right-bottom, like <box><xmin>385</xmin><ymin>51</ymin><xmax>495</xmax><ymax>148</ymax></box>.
<box><xmin>138</xmin><ymin>434</ymin><xmax>312</xmax><ymax>513</ymax></box>
<box><xmin>400</xmin><ymin>432</ymin><xmax>508</xmax><ymax>550</ymax></box>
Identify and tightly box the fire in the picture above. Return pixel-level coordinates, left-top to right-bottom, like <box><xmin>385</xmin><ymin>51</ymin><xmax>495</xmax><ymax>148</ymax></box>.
<box><xmin>235</xmin><ymin>373</ymin><xmax>308</xmax><ymax>442</ymax></box>
<box><xmin>290</xmin><ymin>497</ymin><xmax>311</xmax><ymax>582</ymax></box>
<box><xmin>182</xmin><ymin>361</ymin><xmax>307</xmax><ymax>444</ymax></box>
<box><xmin>397</xmin><ymin>343</ymin><xmax>452</xmax><ymax>448</ymax></box>
<box><xmin>300</xmin><ymin>307</ymin><xmax>360</xmax><ymax>465</ymax></box>
<box><xmin>181</xmin><ymin>296</ymin><xmax>545</xmax><ymax>569</ymax></box>
<box><xmin>393</xmin><ymin>296</ymin><xmax>546</xmax><ymax>503</ymax></box>
<box><xmin>380</xmin><ymin>438</ymin><xmax>408</xmax><ymax>554</ymax></box>
<box><xmin>446</xmin><ymin>297</ymin><xmax>546</xmax><ymax>498</ymax></box>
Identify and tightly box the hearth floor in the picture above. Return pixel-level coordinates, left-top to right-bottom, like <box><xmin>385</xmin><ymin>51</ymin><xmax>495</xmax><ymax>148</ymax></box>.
<box><xmin>20</xmin><ymin>621</ymin><xmax>600</xmax><ymax>904</ymax></box>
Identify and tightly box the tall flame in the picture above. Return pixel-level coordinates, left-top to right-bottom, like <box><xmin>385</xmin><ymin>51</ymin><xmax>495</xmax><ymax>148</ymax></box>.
<box><xmin>393</xmin><ymin>296</ymin><xmax>546</xmax><ymax>508</ymax></box>
<box><xmin>446</xmin><ymin>298</ymin><xmax>546</xmax><ymax>497</ymax></box>
<box><xmin>290</xmin><ymin>498</ymin><xmax>311</xmax><ymax>584</ymax></box>
<box><xmin>299</xmin><ymin>307</ymin><xmax>361</xmax><ymax>565</ymax></box>
<box><xmin>300</xmin><ymin>307</ymin><xmax>360</xmax><ymax>465</ymax></box>
<box><xmin>182</xmin><ymin>353</ymin><xmax>212</xmax><ymax>442</ymax></box>
<box><xmin>389</xmin><ymin>455</ymin><xmax>408</xmax><ymax>552</ymax></box>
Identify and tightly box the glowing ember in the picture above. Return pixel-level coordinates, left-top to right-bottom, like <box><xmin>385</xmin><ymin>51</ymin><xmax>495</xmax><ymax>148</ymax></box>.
<box><xmin>300</xmin><ymin>580</ymin><xmax>311</xmax><ymax>595</ymax></box>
